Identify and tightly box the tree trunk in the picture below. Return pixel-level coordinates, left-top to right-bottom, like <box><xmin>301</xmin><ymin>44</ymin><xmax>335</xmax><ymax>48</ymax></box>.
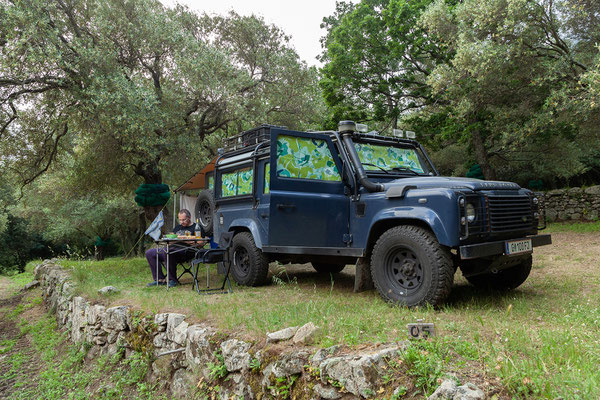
<box><xmin>95</xmin><ymin>246</ymin><xmax>104</xmax><ymax>261</ymax></box>
<box><xmin>470</xmin><ymin>127</ymin><xmax>497</xmax><ymax>181</ymax></box>
<box><xmin>134</xmin><ymin>159</ymin><xmax>165</xmax><ymax>223</ymax></box>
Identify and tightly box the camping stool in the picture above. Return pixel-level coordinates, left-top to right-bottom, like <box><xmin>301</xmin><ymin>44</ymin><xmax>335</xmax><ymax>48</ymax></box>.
<box><xmin>176</xmin><ymin>260</ymin><xmax>194</xmax><ymax>282</ymax></box>
<box><xmin>191</xmin><ymin>232</ymin><xmax>234</xmax><ymax>295</ymax></box>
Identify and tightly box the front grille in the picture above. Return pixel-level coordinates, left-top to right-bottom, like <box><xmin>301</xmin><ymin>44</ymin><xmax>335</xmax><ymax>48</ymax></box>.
<box><xmin>487</xmin><ymin>194</ymin><xmax>534</xmax><ymax>232</ymax></box>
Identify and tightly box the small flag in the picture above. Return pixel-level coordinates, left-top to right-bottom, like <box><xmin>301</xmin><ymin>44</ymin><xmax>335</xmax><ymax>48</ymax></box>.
<box><xmin>145</xmin><ymin>211</ymin><xmax>164</xmax><ymax>241</ymax></box>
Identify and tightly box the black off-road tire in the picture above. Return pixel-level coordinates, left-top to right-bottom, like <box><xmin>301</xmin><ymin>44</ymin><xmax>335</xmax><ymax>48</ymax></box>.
<box><xmin>230</xmin><ymin>232</ymin><xmax>269</xmax><ymax>286</ymax></box>
<box><xmin>195</xmin><ymin>190</ymin><xmax>215</xmax><ymax>236</ymax></box>
<box><xmin>371</xmin><ymin>226</ymin><xmax>454</xmax><ymax>307</ymax></box>
<box><xmin>311</xmin><ymin>263</ymin><xmax>346</xmax><ymax>274</ymax></box>
<box><xmin>462</xmin><ymin>255</ymin><xmax>532</xmax><ymax>291</ymax></box>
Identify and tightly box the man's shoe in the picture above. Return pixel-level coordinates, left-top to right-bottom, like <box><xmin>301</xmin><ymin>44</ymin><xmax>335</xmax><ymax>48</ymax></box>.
<box><xmin>168</xmin><ymin>280</ymin><xmax>178</xmax><ymax>288</ymax></box>
<box><xmin>146</xmin><ymin>281</ymin><xmax>166</xmax><ymax>287</ymax></box>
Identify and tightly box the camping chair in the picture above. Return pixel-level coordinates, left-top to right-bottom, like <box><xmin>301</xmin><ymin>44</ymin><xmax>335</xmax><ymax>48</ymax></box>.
<box><xmin>191</xmin><ymin>232</ymin><xmax>234</xmax><ymax>295</ymax></box>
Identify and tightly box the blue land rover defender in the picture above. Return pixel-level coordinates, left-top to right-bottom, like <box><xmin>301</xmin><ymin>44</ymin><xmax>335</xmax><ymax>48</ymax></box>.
<box><xmin>195</xmin><ymin>121</ymin><xmax>551</xmax><ymax>306</ymax></box>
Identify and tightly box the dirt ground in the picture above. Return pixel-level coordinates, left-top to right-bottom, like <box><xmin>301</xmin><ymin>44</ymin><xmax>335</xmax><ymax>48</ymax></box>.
<box><xmin>0</xmin><ymin>281</ymin><xmax>44</xmax><ymax>399</ymax></box>
<box><xmin>535</xmin><ymin>231</ymin><xmax>600</xmax><ymax>272</ymax></box>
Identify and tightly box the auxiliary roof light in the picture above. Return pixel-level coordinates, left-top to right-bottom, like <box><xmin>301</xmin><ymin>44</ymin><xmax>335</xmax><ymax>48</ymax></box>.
<box><xmin>356</xmin><ymin>123</ymin><xmax>368</xmax><ymax>133</ymax></box>
<box><xmin>393</xmin><ymin>129</ymin><xmax>404</xmax><ymax>138</ymax></box>
<box><xmin>405</xmin><ymin>130</ymin><xmax>416</xmax><ymax>139</ymax></box>
<box><xmin>338</xmin><ymin>120</ymin><xmax>356</xmax><ymax>133</ymax></box>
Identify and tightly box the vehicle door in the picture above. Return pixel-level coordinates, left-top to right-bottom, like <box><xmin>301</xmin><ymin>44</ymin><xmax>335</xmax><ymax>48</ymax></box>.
<box><xmin>267</xmin><ymin>128</ymin><xmax>350</xmax><ymax>249</ymax></box>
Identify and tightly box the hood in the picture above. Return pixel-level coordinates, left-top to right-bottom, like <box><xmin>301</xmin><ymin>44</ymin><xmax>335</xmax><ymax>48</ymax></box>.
<box><xmin>383</xmin><ymin>176</ymin><xmax>521</xmax><ymax>191</ymax></box>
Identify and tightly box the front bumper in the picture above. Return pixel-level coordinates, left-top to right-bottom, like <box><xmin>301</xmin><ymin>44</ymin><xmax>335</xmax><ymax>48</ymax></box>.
<box><xmin>459</xmin><ymin>234</ymin><xmax>552</xmax><ymax>259</ymax></box>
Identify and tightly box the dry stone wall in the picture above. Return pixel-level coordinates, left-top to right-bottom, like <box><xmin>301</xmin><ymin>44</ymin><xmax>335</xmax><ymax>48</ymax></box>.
<box><xmin>34</xmin><ymin>259</ymin><xmax>486</xmax><ymax>400</ymax></box>
<box><xmin>539</xmin><ymin>185</ymin><xmax>600</xmax><ymax>222</ymax></box>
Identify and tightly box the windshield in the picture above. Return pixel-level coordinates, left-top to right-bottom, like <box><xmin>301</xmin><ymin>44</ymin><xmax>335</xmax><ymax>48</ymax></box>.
<box><xmin>353</xmin><ymin>142</ymin><xmax>428</xmax><ymax>174</ymax></box>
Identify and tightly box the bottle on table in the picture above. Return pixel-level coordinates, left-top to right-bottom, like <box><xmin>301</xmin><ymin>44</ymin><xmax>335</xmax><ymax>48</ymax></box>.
<box><xmin>195</xmin><ymin>218</ymin><xmax>202</xmax><ymax>238</ymax></box>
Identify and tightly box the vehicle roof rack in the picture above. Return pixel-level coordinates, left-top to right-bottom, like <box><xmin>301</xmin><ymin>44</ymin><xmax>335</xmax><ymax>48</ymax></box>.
<box><xmin>223</xmin><ymin>124</ymin><xmax>287</xmax><ymax>152</ymax></box>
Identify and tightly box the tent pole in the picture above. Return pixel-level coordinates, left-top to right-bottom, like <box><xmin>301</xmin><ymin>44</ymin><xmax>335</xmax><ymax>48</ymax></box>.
<box><xmin>173</xmin><ymin>192</ymin><xmax>177</xmax><ymax>228</ymax></box>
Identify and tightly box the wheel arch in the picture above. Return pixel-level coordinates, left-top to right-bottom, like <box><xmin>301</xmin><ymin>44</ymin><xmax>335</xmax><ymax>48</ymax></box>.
<box><xmin>366</xmin><ymin>207</ymin><xmax>455</xmax><ymax>254</ymax></box>
<box><xmin>366</xmin><ymin>217</ymin><xmax>446</xmax><ymax>257</ymax></box>
<box><xmin>227</xmin><ymin>218</ymin><xmax>264</xmax><ymax>249</ymax></box>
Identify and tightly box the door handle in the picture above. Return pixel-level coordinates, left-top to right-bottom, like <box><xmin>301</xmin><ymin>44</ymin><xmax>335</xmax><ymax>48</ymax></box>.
<box><xmin>276</xmin><ymin>203</ymin><xmax>296</xmax><ymax>210</ymax></box>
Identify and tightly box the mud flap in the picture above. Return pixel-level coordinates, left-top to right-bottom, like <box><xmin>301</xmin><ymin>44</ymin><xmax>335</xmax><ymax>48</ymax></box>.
<box><xmin>354</xmin><ymin>257</ymin><xmax>374</xmax><ymax>292</ymax></box>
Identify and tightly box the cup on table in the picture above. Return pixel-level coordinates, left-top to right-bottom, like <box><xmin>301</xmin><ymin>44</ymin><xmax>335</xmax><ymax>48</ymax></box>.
<box><xmin>184</xmin><ymin>230</ymin><xmax>191</xmax><ymax>237</ymax></box>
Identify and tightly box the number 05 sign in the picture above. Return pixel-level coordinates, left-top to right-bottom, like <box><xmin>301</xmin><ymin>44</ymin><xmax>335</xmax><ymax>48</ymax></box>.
<box><xmin>407</xmin><ymin>321</ymin><xmax>435</xmax><ymax>339</ymax></box>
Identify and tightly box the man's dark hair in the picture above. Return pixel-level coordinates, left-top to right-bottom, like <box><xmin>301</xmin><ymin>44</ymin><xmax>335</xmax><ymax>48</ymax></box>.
<box><xmin>178</xmin><ymin>209</ymin><xmax>191</xmax><ymax>218</ymax></box>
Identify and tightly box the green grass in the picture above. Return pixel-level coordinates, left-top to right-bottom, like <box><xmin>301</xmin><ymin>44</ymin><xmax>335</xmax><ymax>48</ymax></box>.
<box><xmin>16</xmin><ymin>229</ymin><xmax>600</xmax><ymax>399</ymax></box>
<box><xmin>1</xmin><ymin>289</ymin><xmax>166</xmax><ymax>400</ymax></box>
<box><xmin>545</xmin><ymin>220</ymin><xmax>600</xmax><ymax>232</ymax></box>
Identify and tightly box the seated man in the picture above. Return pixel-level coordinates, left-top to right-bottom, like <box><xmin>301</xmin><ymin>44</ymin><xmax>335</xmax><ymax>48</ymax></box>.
<box><xmin>145</xmin><ymin>208</ymin><xmax>205</xmax><ymax>288</ymax></box>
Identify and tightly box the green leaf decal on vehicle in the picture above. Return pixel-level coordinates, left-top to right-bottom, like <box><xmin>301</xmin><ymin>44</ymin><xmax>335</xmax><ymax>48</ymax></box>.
<box><xmin>276</xmin><ymin>135</ymin><xmax>340</xmax><ymax>181</ymax></box>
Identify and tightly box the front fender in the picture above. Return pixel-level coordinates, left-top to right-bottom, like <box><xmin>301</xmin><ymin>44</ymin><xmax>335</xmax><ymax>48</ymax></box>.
<box><xmin>370</xmin><ymin>206</ymin><xmax>458</xmax><ymax>247</ymax></box>
<box><xmin>228</xmin><ymin>218</ymin><xmax>265</xmax><ymax>249</ymax></box>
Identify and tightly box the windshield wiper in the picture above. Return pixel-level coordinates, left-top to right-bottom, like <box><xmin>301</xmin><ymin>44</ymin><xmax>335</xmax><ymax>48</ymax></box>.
<box><xmin>390</xmin><ymin>166</ymin><xmax>420</xmax><ymax>175</ymax></box>
<box><xmin>362</xmin><ymin>163</ymin><xmax>390</xmax><ymax>174</ymax></box>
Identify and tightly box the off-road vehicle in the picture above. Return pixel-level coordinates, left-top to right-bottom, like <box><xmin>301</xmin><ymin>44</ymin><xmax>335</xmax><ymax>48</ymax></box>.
<box><xmin>194</xmin><ymin>121</ymin><xmax>551</xmax><ymax>306</ymax></box>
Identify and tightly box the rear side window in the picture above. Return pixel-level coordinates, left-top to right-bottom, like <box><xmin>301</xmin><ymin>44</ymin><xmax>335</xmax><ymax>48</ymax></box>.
<box><xmin>264</xmin><ymin>162</ymin><xmax>270</xmax><ymax>194</ymax></box>
<box><xmin>276</xmin><ymin>135</ymin><xmax>340</xmax><ymax>181</ymax></box>
<box><xmin>221</xmin><ymin>167</ymin><xmax>253</xmax><ymax>197</ymax></box>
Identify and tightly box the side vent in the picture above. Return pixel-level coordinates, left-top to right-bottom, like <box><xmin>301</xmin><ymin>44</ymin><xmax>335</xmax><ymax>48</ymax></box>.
<box><xmin>356</xmin><ymin>203</ymin><xmax>366</xmax><ymax>217</ymax></box>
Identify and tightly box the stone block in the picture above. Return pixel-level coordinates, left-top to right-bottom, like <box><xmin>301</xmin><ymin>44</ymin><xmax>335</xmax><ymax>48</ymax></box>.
<box><xmin>165</xmin><ymin>313</ymin><xmax>186</xmax><ymax>342</ymax></box>
<box><xmin>86</xmin><ymin>304</ymin><xmax>106</xmax><ymax>326</ymax></box>
<box><xmin>103</xmin><ymin>306</ymin><xmax>130</xmax><ymax>331</ymax></box>
<box><xmin>229</xmin><ymin>373</ymin><xmax>255</xmax><ymax>399</ymax></box>
<box><xmin>313</xmin><ymin>383</ymin><xmax>342</xmax><ymax>399</ymax></box>
<box><xmin>154</xmin><ymin>332</ymin><xmax>168</xmax><ymax>349</ymax></box>
<box><xmin>185</xmin><ymin>324</ymin><xmax>219</xmax><ymax>373</ymax></box>
<box><xmin>71</xmin><ymin>296</ymin><xmax>89</xmax><ymax>343</ymax></box>
<box><xmin>154</xmin><ymin>313</ymin><xmax>168</xmax><ymax>331</ymax></box>
<box><xmin>269</xmin><ymin>350</ymin><xmax>309</xmax><ymax>377</ymax></box>
<box><xmin>428</xmin><ymin>379</ymin><xmax>457</xmax><ymax>399</ymax></box>
<box><xmin>221</xmin><ymin>339</ymin><xmax>251</xmax><ymax>372</ymax></box>
<box><xmin>98</xmin><ymin>286</ymin><xmax>119</xmax><ymax>295</ymax></box>
<box><xmin>22</xmin><ymin>280</ymin><xmax>40</xmax><ymax>291</ymax></box>
<box><xmin>171</xmin><ymin>368</ymin><xmax>194</xmax><ymax>399</ymax></box>
<box><xmin>266</xmin><ymin>326</ymin><xmax>298</xmax><ymax>343</ymax></box>
<box><xmin>454</xmin><ymin>383</ymin><xmax>485</xmax><ymax>400</ymax></box>
<box><xmin>319</xmin><ymin>344</ymin><xmax>403</xmax><ymax>397</ymax></box>
<box><xmin>312</xmin><ymin>345</ymin><xmax>342</xmax><ymax>365</ymax></box>
<box><xmin>172</xmin><ymin>321</ymin><xmax>189</xmax><ymax>346</ymax></box>
<box><xmin>584</xmin><ymin>185</ymin><xmax>600</xmax><ymax>195</ymax></box>
<box><xmin>293</xmin><ymin>322</ymin><xmax>321</xmax><ymax>344</ymax></box>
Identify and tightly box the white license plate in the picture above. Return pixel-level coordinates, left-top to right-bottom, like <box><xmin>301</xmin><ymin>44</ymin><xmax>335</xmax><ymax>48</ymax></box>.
<box><xmin>505</xmin><ymin>239</ymin><xmax>532</xmax><ymax>255</ymax></box>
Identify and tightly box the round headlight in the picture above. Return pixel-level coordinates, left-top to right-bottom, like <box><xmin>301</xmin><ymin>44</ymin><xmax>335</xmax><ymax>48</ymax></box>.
<box><xmin>466</xmin><ymin>203</ymin><xmax>476</xmax><ymax>223</ymax></box>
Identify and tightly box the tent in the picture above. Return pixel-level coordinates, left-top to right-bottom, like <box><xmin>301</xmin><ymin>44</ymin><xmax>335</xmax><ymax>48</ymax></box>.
<box><xmin>172</xmin><ymin>157</ymin><xmax>217</xmax><ymax>226</ymax></box>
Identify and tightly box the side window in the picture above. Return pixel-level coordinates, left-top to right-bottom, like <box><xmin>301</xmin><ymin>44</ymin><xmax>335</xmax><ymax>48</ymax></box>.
<box><xmin>276</xmin><ymin>135</ymin><xmax>340</xmax><ymax>181</ymax></box>
<box><xmin>264</xmin><ymin>162</ymin><xmax>270</xmax><ymax>194</ymax></box>
<box><xmin>220</xmin><ymin>167</ymin><xmax>253</xmax><ymax>197</ymax></box>
<box><xmin>208</xmin><ymin>175</ymin><xmax>214</xmax><ymax>190</ymax></box>
<box><xmin>238</xmin><ymin>168</ymin><xmax>253</xmax><ymax>195</ymax></box>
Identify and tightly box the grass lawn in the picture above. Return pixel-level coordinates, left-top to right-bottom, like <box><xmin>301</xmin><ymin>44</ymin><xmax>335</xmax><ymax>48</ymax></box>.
<box><xmin>21</xmin><ymin>221</ymin><xmax>600</xmax><ymax>398</ymax></box>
